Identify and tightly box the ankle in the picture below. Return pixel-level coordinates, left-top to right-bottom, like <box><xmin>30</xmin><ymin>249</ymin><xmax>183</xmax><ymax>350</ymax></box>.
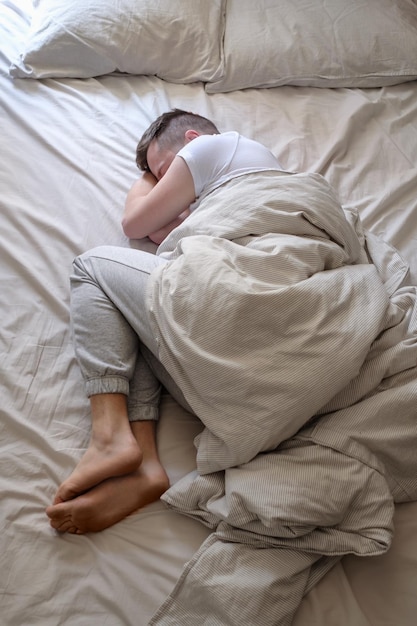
<box><xmin>89</xmin><ymin>394</ymin><xmax>130</xmax><ymax>435</ymax></box>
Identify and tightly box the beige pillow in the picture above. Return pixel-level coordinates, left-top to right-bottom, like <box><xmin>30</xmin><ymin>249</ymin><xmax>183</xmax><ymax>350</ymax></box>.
<box><xmin>10</xmin><ymin>0</ymin><xmax>225</xmax><ymax>82</ymax></box>
<box><xmin>207</xmin><ymin>0</ymin><xmax>417</xmax><ymax>93</ymax></box>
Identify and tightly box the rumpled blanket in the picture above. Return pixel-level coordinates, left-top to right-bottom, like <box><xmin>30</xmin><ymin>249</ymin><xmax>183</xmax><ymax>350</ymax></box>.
<box><xmin>147</xmin><ymin>172</ymin><xmax>417</xmax><ymax>625</ymax></box>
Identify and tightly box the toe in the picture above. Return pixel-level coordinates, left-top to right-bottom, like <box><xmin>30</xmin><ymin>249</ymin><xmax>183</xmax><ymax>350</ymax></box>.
<box><xmin>51</xmin><ymin>517</ymin><xmax>78</xmax><ymax>533</ymax></box>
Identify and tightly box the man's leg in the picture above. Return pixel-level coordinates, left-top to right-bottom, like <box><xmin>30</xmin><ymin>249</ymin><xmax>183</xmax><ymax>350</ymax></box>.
<box><xmin>141</xmin><ymin>344</ymin><xmax>194</xmax><ymax>415</ymax></box>
<box><xmin>47</xmin><ymin>246</ymin><xmax>169</xmax><ymax>532</ymax></box>
<box><xmin>46</xmin><ymin>418</ymin><xmax>169</xmax><ymax>534</ymax></box>
<box><xmin>128</xmin><ymin>346</ymin><xmax>163</xmax><ymax>422</ymax></box>
<box><xmin>52</xmin><ymin>392</ymin><xmax>142</xmax><ymax>505</ymax></box>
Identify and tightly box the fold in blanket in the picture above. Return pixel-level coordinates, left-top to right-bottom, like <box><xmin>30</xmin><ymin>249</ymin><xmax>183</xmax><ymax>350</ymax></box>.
<box><xmin>147</xmin><ymin>172</ymin><xmax>417</xmax><ymax>625</ymax></box>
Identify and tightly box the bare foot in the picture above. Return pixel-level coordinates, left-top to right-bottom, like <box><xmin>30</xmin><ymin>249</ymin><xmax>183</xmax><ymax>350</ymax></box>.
<box><xmin>53</xmin><ymin>430</ymin><xmax>143</xmax><ymax>504</ymax></box>
<box><xmin>46</xmin><ymin>460</ymin><xmax>169</xmax><ymax>533</ymax></box>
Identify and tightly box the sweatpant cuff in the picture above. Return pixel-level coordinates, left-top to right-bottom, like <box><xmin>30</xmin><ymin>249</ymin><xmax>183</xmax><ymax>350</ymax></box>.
<box><xmin>128</xmin><ymin>404</ymin><xmax>159</xmax><ymax>422</ymax></box>
<box><xmin>85</xmin><ymin>376</ymin><xmax>129</xmax><ymax>397</ymax></box>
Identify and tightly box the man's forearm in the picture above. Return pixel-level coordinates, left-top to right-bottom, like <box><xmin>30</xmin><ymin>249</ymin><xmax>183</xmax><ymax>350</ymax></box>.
<box><xmin>122</xmin><ymin>172</ymin><xmax>158</xmax><ymax>238</ymax></box>
<box><xmin>122</xmin><ymin>157</ymin><xmax>195</xmax><ymax>240</ymax></box>
<box><xmin>149</xmin><ymin>210</ymin><xmax>191</xmax><ymax>245</ymax></box>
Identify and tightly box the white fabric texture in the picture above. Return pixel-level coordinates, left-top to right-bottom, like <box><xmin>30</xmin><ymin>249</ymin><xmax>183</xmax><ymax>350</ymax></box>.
<box><xmin>2</xmin><ymin>1</ymin><xmax>417</xmax><ymax>625</ymax></box>
<box><xmin>9</xmin><ymin>0</ymin><xmax>225</xmax><ymax>81</ymax></box>
<box><xmin>177</xmin><ymin>131</ymin><xmax>283</xmax><ymax>201</ymax></box>
<box><xmin>206</xmin><ymin>0</ymin><xmax>417</xmax><ymax>93</ymax></box>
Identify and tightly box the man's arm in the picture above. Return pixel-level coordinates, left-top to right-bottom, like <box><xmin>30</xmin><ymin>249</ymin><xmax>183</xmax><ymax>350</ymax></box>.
<box><xmin>148</xmin><ymin>209</ymin><xmax>191</xmax><ymax>245</ymax></box>
<box><xmin>122</xmin><ymin>157</ymin><xmax>195</xmax><ymax>240</ymax></box>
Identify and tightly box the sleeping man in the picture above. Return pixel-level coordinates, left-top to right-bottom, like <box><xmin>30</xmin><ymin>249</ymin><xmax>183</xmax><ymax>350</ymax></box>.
<box><xmin>46</xmin><ymin>109</ymin><xmax>417</xmax><ymax>625</ymax></box>
<box><xmin>46</xmin><ymin>108</ymin><xmax>286</xmax><ymax>533</ymax></box>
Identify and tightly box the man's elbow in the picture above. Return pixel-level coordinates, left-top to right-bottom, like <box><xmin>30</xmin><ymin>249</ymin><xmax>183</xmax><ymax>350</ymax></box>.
<box><xmin>121</xmin><ymin>216</ymin><xmax>145</xmax><ymax>240</ymax></box>
<box><xmin>121</xmin><ymin>216</ymin><xmax>133</xmax><ymax>238</ymax></box>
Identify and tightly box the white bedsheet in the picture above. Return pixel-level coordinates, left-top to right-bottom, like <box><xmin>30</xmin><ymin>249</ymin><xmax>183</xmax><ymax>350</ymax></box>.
<box><xmin>1</xmin><ymin>1</ymin><xmax>417</xmax><ymax>625</ymax></box>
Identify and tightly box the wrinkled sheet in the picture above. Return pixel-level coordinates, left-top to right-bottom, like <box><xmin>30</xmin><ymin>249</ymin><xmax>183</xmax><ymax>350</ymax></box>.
<box><xmin>2</xmin><ymin>2</ymin><xmax>417</xmax><ymax>625</ymax></box>
<box><xmin>148</xmin><ymin>172</ymin><xmax>417</xmax><ymax>625</ymax></box>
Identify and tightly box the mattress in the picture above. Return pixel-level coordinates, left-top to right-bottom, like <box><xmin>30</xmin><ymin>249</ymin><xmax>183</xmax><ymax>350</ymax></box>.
<box><xmin>1</xmin><ymin>1</ymin><xmax>417</xmax><ymax>624</ymax></box>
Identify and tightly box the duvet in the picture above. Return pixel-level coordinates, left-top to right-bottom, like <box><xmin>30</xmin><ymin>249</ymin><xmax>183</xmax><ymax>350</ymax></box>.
<box><xmin>146</xmin><ymin>171</ymin><xmax>417</xmax><ymax>625</ymax></box>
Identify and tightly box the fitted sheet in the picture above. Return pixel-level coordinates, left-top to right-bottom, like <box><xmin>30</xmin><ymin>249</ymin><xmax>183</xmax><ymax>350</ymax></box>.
<box><xmin>1</xmin><ymin>2</ymin><xmax>417</xmax><ymax>625</ymax></box>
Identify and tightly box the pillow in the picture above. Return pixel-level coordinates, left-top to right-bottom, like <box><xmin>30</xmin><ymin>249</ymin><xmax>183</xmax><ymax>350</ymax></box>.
<box><xmin>9</xmin><ymin>0</ymin><xmax>225</xmax><ymax>82</ymax></box>
<box><xmin>206</xmin><ymin>0</ymin><xmax>417</xmax><ymax>93</ymax></box>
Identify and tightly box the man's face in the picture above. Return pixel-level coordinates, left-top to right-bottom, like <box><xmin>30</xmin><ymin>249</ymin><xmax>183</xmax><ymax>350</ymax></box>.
<box><xmin>147</xmin><ymin>139</ymin><xmax>177</xmax><ymax>181</ymax></box>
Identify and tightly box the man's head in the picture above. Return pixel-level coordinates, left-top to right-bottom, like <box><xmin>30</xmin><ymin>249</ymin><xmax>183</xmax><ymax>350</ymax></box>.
<box><xmin>136</xmin><ymin>109</ymin><xmax>220</xmax><ymax>179</ymax></box>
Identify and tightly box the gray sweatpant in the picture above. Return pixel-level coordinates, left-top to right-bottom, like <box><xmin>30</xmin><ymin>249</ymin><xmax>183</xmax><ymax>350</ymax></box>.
<box><xmin>70</xmin><ymin>245</ymin><xmax>192</xmax><ymax>421</ymax></box>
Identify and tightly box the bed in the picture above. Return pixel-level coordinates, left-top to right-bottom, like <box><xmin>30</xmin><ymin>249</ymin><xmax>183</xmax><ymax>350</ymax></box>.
<box><xmin>1</xmin><ymin>1</ymin><xmax>417</xmax><ymax>624</ymax></box>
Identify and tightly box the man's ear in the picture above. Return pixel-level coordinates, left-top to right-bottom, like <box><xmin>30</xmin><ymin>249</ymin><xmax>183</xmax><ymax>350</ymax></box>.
<box><xmin>184</xmin><ymin>129</ymin><xmax>200</xmax><ymax>143</ymax></box>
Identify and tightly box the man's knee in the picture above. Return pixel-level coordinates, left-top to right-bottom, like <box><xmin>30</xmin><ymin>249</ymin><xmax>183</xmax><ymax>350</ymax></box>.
<box><xmin>73</xmin><ymin>245</ymin><xmax>122</xmax><ymax>275</ymax></box>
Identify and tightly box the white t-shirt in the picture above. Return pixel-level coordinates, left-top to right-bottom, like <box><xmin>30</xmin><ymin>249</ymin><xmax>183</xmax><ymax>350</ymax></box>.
<box><xmin>177</xmin><ymin>131</ymin><xmax>283</xmax><ymax>210</ymax></box>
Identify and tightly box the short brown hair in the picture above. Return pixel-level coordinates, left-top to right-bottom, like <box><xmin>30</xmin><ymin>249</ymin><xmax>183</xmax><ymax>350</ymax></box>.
<box><xmin>136</xmin><ymin>108</ymin><xmax>220</xmax><ymax>171</ymax></box>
